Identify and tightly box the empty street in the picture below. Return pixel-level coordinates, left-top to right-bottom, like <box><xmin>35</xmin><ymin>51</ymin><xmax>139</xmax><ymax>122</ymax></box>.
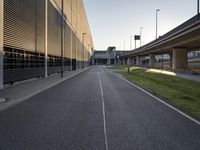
<box><xmin>0</xmin><ymin>66</ymin><xmax>199</xmax><ymax>150</ymax></box>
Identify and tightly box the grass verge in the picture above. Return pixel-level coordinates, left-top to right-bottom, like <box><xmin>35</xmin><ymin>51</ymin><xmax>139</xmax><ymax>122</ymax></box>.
<box><xmin>108</xmin><ymin>65</ymin><xmax>128</xmax><ymax>70</ymax></box>
<box><xmin>116</xmin><ymin>66</ymin><xmax>200</xmax><ymax>120</ymax></box>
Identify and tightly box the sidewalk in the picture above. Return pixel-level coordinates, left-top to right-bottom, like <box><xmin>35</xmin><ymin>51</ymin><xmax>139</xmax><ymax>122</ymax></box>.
<box><xmin>0</xmin><ymin>67</ymin><xmax>92</xmax><ymax>111</ymax></box>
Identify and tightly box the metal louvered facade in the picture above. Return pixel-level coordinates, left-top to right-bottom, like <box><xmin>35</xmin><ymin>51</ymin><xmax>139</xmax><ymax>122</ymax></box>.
<box><xmin>1</xmin><ymin>0</ymin><xmax>94</xmax><ymax>87</ymax></box>
<box><xmin>0</xmin><ymin>0</ymin><xmax>3</xmax><ymax>88</ymax></box>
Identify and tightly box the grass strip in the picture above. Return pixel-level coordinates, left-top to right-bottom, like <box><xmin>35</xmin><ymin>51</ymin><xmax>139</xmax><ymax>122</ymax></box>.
<box><xmin>117</xmin><ymin>66</ymin><xmax>200</xmax><ymax>120</ymax></box>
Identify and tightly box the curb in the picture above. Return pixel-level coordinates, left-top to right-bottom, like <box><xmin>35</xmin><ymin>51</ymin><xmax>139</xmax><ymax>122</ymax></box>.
<box><xmin>0</xmin><ymin>67</ymin><xmax>92</xmax><ymax>111</ymax></box>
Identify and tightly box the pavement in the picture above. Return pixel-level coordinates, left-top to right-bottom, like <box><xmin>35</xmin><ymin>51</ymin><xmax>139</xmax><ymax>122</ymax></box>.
<box><xmin>0</xmin><ymin>66</ymin><xmax>199</xmax><ymax>150</ymax></box>
<box><xmin>0</xmin><ymin>67</ymin><xmax>91</xmax><ymax>111</ymax></box>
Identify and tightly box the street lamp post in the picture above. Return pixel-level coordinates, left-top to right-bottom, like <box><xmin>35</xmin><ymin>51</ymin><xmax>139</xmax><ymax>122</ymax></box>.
<box><xmin>124</xmin><ymin>40</ymin><xmax>126</xmax><ymax>50</ymax></box>
<box><xmin>140</xmin><ymin>27</ymin><xmax>143</xmax><ymax>47</ymax></box>
<box><xmin>88</xmin><ymin>44</ymin><xmax>91</xmax><ymax>66</ymax></box>
<box><xmin>61</xmin><ymin>0</ymin><xmax>64</xmax><ymax>77</ymax></box>
<box><xmin>198</xmin><ymin>0</ymin><xmax>200</xmax><ymax>20</ymax></box>
<box><xmin>44</xmin><ymin>0</ymin><xmax>48</xmax><ymax>78</ymax></box>
<box><xmin>82</xmin><ymin>33</ymin><xmax>87</xmax><ymax>69</ymax></box>
<box><xmin>130</xmin><ymin>36</ymin><xmax>133</xmax><ymax>50</ymax></box>
<box><xmin>156</xmin><ymin>9</ymin><xmax>160</xmax><ymax>39</ymax></box>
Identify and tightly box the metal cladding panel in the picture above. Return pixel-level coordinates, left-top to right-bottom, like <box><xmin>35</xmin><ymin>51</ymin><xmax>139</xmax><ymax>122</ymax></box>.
<box><xmin>77</xmin><ymin>38</ymin><xmax>81</xmax><ymax>61</ymax></box>
<box><xmin>64</xmin><ymin>0</ymin><xmax>72</xmax><ymax>23</ymax></box>
<box><xmin>67</xmin><ymin>0</ymin><xmax>71</xmax><ymax>8</ymax></box>
<box><xmin>72</xmin><ymin>0</ymin><xmax>77</xmax><ymax>30</ymax></box>
<box><xmin>4</xmin><ymin>68</ymin><xmax>45</xmax><ymax>84</ymax></box>
<box><xmin>53</xmin><ymin>0</ymin><xmax>61</xmax><ymax>9</ymax></box>
<box><xmin>36</xmin><ymin>0</ymin><xmax>45</xmax><ymax>53</ymax></box>
<box><xmin>72</xmin><ymin>32</ymin><xmax>76</xmax><ymax>59</ymax></box>
<box><xmin>48</xmin><ymin>1</ymin><xmax>61</xmax><ymax>57</ymax></box>
<box><xmin>47</xmin><ymin>66</ymin><xmax>60</xmax><ymax>75</ymax></box>
<box><xmin>64</xmin><ymin>23</ymin><xmax>71</xmax><ymax>59</ymax></box>
<box><xmin>4</xmin><ymin>0</ymin><xmax>36</xmax><ymax>51</ymax></box>
<box><xmin>0</xmin><ymin>0</ymin><xmax>3</xmax><ymax>88</ymax></box>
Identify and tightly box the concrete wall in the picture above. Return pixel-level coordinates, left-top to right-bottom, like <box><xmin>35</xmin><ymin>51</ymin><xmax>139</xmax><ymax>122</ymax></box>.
<box><xmin>0</xmin><ymin>0</ymin><xmax>3</xmax><ymax>89</ymax></box>
<box><xmin>172</xmin><ymin>48</ymin><xmax>188</xmax><ymax>70</ymax></box>
<box><xmin>149</xmin><ymin>54</ymin><xmax>155</xmax><ymax>68</ymax></box>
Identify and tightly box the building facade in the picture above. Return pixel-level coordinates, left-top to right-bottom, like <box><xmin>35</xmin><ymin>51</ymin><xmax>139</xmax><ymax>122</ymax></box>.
<box><xmin>0</xmin><ymin>0</ymin><xmax>94</xmax><ymax>88</ymax></box>
<box><xmin>93</xmin><ymin>47</ymin><xmax>130</xmax><ymax>65</ymax></box>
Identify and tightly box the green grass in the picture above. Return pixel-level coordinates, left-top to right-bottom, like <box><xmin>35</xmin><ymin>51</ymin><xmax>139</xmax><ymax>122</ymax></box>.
<box><xmin>117</xmin><ymin>66</ymin><xmax>200</xmax><ymax>120</ymax></box>
<box><xmin>108</xmin><ymin>65</ymin><xmax>128</xmax><ymax>70</ymax></box>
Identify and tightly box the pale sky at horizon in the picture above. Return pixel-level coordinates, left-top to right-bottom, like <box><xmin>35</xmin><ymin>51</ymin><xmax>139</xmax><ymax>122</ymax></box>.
<box><xmin>83</xmin><ymin>0</ymin><xmax>198</xmax><ymax>50</ymax></box>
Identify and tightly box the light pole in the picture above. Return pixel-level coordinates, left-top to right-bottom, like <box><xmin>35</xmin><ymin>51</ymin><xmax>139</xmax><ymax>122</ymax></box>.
<box><xmin>88</xmin><ymin>44</ymin><xmax>91</xmax><ymax>66</ymax></box>
<box><xmin>61</xmin><ymin>0</ymin><xmax>64</xmax><ymax>77</ymax></box>
<box><xmin>130</xmin><ymin>36</ymin><xmax>133</xmax><ymax>50</ymax></box>
<box><xmin>156</xmin><ymin>9</ymin><xmax>160</xmax><ymax>39</ymax></box>
<box><xmin>82</xmin><ymin>33</ymin><xmax>87</xmax><ymax>69</ymax></box>
<box><xmin>44</xmin><ymin>0</ymin><xmax>48</xmax><ymax>78</ymax></box>
<box><xmin>198</xmin><ymin>0</ymin><xmax>200</xmax><ymax>20</ymax></box>
<box><xmin>124</xmin><ymin>40</ymin><xmax>126</xmax><ymax>50</ymax></box>
<box><xmin>140</xmin><ymin>27</ymin><xmax>143</xmax><ymax>47</ymax></box>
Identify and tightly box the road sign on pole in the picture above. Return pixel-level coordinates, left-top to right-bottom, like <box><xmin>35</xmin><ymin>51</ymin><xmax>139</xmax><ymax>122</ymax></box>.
<box><xmin>134</xmin><ymin>35</ymin><xmax>140</xmax><ymax>49</ymax></box>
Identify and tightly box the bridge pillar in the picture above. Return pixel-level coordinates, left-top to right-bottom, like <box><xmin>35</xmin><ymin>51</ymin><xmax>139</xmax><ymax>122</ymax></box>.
<box><xmin>127</xmin><ymin>58</ymin><xmax>130</xmax><ymax>66</ymax></box>
<box><xmin>169</xmin><ymin>52</ymin><xmax>173</xmax><ymax>68</ymax></box>
<box><xmin>123</xmin><ymin>58</ymin><xmax>126</xmax><ymax>65</ymax></box>
<box><xmin>0</xmin><ymin>0</ymin><xmax>3</xmax><ymax>89</ymax></box>
<box><xmin>136</xmin><ymin>56</ymin><xmax>141</xmax><ymax>66</ymax></box>
<box><xmin>128</xmin><ymin>57</ymin><xmax>133</xmax><ymax>66</ymax></box>
<box><xmin>119</xmin><ymin>59</ymin><xmax>122</xmax><ymax>65</ymax></box>
<box><xmin>131</xmin><ymin>57</ymin><xmax>134</xmax><ymax>66</ymax></box>
<box><xmin>172</xmin><ymin>48</ymin><xmax>188</xmax><ymax>70</ymax></box>
<box><xmin>149</xmin><ymin>54</ymin><xmax>156</xmax><ymax>68</ymax></box>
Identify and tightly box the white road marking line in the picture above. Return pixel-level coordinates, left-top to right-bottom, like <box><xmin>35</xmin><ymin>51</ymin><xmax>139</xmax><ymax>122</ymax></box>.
<box><xmin>113</xmin><ymin>72</ymin><xmax>200</xmax><ymax>126</ymax></box>
<box><xmin>98</xmin><ymin>71</ymin><xmax>109</xmax><ymax>150</ymax></box>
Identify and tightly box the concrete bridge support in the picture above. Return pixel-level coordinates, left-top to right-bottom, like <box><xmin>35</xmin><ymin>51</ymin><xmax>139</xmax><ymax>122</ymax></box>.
<box><xmin>169</xmin><ymin>52</ymin><xmax>173</xmax><ymax>68</ymax></box>
<box><xmin>149</xmin><ymin>54</ymin><xmax>156</xmax><ymax>68</ymax></box>
<box><xmin>123</xmin><ymin>58</ymin><xmax>126</xmax><ymax>65</ymax></box>
<box><xmin>172</xmin><ymin>48</ymin><xmax>188</xmax><ymax>70</ymax></box>
<box><xmin>117</xmin><ymin>59</ymin><xmax>122</xmax><ymax>65</ymax></box>
<box><xmin>136</xmin><ymin>56</ymin><xmax>141</xmax><ymax>66</ymax></box>
<box><xmin>0</xmin><ymin>0</ymin><xmax>3</xmax><ymax>89</ymax></box>
<box><xmin>127</xmin><ymin>58</ymin><xmax>130</xmax><ymax>66</ymax></box>
<box><xmin>128</xmin><ymin>57</ymin><xmax>134</xmax><ymax>66</ymax></box>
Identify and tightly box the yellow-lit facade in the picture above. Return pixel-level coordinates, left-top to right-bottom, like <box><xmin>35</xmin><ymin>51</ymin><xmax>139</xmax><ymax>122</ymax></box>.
<box><xmin>0</xmin><ymin>0</ymin><xmax>94</xmax><ymax>86</ymax></box>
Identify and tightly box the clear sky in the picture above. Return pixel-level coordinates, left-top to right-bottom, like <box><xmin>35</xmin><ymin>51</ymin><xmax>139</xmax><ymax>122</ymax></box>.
<box><xmin>83</xmin><ymin>0</ymin><xmax>198</xmax><ymax>50</ymax></box>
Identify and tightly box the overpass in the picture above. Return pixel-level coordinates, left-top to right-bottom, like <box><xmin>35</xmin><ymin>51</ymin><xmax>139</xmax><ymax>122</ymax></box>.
<box><xmin>120</xmin><ymin>14</ymin><xmax>200</xmax><ymax>71</ymax></box>
<box><xmin>93</xmin><ymin>47</ymin><xmax>130</xmax><ymax>65</ymax></box>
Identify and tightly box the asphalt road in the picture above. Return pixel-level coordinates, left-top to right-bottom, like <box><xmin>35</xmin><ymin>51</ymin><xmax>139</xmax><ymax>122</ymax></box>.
<box><xmin>0</xmin><ymin>66</ymin><xmax>200</xmax><ymax>150</ymax></box>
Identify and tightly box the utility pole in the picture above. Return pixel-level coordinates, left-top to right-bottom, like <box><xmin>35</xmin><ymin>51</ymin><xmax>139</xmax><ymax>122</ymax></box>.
<box><xmin>82</xmin><ymin>33</ymin><xmax>86</xmax><ymax>69</ymax></box>
<box><xmin>198</xmin><ymin>0</ymin><xmax>200</xmax><ymax>20</ymax></box>
<box><xmin>140</xmin><ymin>27</ymin><xmax>143</xmax><ymax>47</ymax></box>
<box><xmin>130</xmin><ymin>36</ymin><xmax>133</xmax><ymax>50</ymax></box>
<box><xmin>45</xmin><ymin>0</ymin><xmax>48</xmax><ymax>78</ymax></box>
<box><xmin>61</xmin><ymin>0</ymin><xmax>64</xmax><ymax>77</ymax></box>
<box><xmin>156</xmin><ymin>9</ymin><xmax>160</xmax><ymax>39</ymax></box>
<box><xmin>124</xmin><ymin>40</ymin><xmax>126</xmax><ymax>50</ymax></box>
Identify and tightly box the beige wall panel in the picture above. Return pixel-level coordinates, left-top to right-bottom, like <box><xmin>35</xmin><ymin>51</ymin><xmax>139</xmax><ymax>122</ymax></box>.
<box><xmin>53</xmin><ymin>0</ymin><xmax>61</xmax><ymax>9</ymax></box>
<box><xmin>67</xmin><ymin>0</ymin><xmax>71</xmax><ymax>7</ymax></box>
<box><xmin>64</xmin><ymin>2</ymin><xmax>71</xmax><ymax>24</ymax></box>
<box><xmin>64</xmin><ymin>24</ymin><xmax>71</xmax><ymax>58</ymax></box>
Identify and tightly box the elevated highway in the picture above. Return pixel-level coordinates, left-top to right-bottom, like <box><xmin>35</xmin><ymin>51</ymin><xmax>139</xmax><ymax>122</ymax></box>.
<box><xmin>120</xmin><ymin>15</ymin><xmax>200</xmax><ymax>70</ymax></box>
